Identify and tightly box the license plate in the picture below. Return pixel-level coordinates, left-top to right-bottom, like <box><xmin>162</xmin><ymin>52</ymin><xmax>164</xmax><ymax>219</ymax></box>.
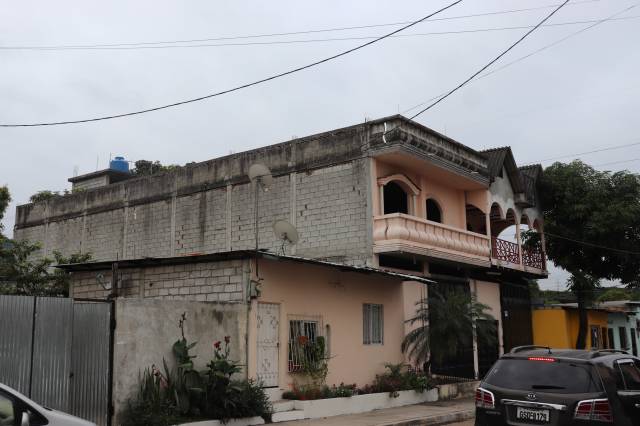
<box><xmin>516</xmin><ymin>407</ymin><xmax>550</xmax><ymax>422</ymax></box>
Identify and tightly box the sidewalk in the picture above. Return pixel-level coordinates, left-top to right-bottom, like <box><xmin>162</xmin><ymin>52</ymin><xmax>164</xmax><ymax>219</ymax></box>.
<box><xmin>274</xmin><ymin>398</ymin><xmax>474</xmax><ymax>426</ymax></box>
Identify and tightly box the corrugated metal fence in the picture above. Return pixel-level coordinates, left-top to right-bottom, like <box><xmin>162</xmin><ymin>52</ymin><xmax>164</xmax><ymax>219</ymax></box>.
<box><xmin>0</xmin><ymin>295</ymin><xmax>112</xmax><ymax>426</ymax></box>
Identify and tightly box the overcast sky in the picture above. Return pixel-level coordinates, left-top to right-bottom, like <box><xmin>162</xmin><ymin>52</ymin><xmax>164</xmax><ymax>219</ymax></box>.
<box><xmin>1</xmin><ymin>0</ymin><xmax>638</xmax><ymax>289</ymax></box>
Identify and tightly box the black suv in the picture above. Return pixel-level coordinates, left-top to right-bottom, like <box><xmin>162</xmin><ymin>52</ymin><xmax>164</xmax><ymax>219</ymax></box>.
<box><xmin>475</xmin><ymin>346</ymin><xmax>640</xmax><ymax>425</ymax></box>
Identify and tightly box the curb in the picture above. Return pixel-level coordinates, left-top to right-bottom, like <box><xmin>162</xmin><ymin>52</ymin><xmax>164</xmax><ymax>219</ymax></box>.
<box><xmin>379</xmin><ymin>409</ymin><xmax>475</xmax><ymax>426</ymax></box>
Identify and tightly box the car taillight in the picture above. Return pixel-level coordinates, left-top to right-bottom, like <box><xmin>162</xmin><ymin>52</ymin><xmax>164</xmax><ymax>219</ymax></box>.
<box><xmin>475</xmin><ymin>387</ymin><xmax>495</xmax><ymax>409</ymax></box>
<box><xmin>574</xmin><ymin>399</ymin><xmax>613</xmax><ymax>423</ymax></box>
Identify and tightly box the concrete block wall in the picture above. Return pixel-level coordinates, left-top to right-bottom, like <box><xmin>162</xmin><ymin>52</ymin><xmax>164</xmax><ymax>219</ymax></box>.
<box><xmin>14</xmin><ymin>158</ymin><xmax>372</xmax><ymax>265</ymax></box>
<box><xmin>70</xmin><ymin>259</ymin><xmax>249</xmax><ymax>302</ymax></box>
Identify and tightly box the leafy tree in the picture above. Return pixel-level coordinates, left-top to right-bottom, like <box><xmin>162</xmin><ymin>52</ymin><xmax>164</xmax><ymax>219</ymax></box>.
<box><xmin>0</xmin><ymin>185</ymin><xmax>10</xmax><ymax>236</ymax></box>
<box><xmin>401</xmin><ymin>289</ymin><xmax>496</xmax><ymax>371</ymax></box>
<box><xmin>133</xmin><ymin>160</ymin><xmax>179</xmax><ymax>176</ymax></box>
<box><xmin>29</xmin><ymin>190</ymin><xmax>62</xmax><ymax>203</ymax></box>
<box><xmin>597</xmin><ymin>287</ymin><xmax>632</xmax><ymax>302</ymax></box>
<box><xmin>0</xmin><ymin>240</ymin><xmax>91</xmax><ymax>296</ymax></box>
<box><xmin>525</xmin><ymin>161</ymin><xmax>640</xmax><ymax>348</ymax></box>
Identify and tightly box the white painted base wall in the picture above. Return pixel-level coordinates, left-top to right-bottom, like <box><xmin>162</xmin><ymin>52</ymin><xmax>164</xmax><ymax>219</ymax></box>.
<box><xmin>292</xmin><ymin>389</ymin><xmax>439</xmax><ymax>419</ymax></box>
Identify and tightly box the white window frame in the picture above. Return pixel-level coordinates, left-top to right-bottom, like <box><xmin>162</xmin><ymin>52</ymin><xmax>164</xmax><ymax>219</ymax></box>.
<box><xmin>363</xmin><ymin>303</ymin><xmax>384</xmax><ymax>345</ymax></box>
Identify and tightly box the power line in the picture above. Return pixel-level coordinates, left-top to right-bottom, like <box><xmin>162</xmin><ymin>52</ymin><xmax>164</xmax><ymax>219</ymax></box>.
<box><xmin>4</xmin><ymin>16</ymin><xmax>637</xmax><ymax>52</ymax></box>
<box><xmin>0</xmin><ymin>0</ymin><xmax>464</xmax><ymax>128</ymax></box>
<box><xmin>526</xmin><ymin>139</ymin><xmax>640</xmax><ymax>164</ymax></box>
<box><xmin>403</xmin><ymin>3</ymin><xmax>638</xmax><ymax>114</ymax></box>
<box><xmin>0</xmin><ymin>0</ymin><xmax>601</xmax><ymax>51</ymax></box>
<box><xmin>593</xmin><ymin>158</ymin><xmax>640</xmax><ymax>168</ymax></box>
<box><xmin>409</xmin><ymin>0</ymin><xmax>571</xmax><ymax>120</ymax></box>
<box><xmin>544</xmin><ymin>232</ymin><xmax>640</xmax><ymax>256</ymax></box>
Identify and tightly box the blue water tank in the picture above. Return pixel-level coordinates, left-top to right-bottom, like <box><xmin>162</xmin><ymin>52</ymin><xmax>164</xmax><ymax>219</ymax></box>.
<box><xmin>110</xmin><ymin>156</ymin><xmax>130</xmax><ymax>173</ymax></box>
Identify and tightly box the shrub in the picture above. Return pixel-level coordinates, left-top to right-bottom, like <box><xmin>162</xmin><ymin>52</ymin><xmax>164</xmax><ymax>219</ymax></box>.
<box><xmin>121</xmin><ymin>314</ymin><xmax>271</xmax><ymax>424</ymax></box>
<box><xmin>282</xmin><ymin>383</ymin><xmax>357</xmax><ymax>401</ymax></box>
<box><xmin>359</xmin><ymin>363</ymin><xmax>432</xmax><ymax>397</ymax></box>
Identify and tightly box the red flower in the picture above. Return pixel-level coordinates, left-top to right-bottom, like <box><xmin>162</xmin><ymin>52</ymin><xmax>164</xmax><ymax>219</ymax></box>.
<box><xmin>224</xmin><ymin>336</ymin><xmax>231</xmax><ymax>344</ymax></box>
<box><xmin>214</xmin><ymin>341</ymin><xmax>221</xmax><ymax>349</ymax></box>
<box><xmin>297</xmin><ymin>335</ymin><xmax>308</xmax><ymax>345</ymax></box>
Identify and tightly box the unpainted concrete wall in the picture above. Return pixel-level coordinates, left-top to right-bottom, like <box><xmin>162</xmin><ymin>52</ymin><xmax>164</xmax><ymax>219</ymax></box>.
<box><xmin>112</xmin><ymin>299</ymin><xmax>248</xmax><ymax>422</ymax></box>
<box><xmin>70</xmin><ymin>259</ymin><xmax>249</xmax><ymax>302</ymax></box>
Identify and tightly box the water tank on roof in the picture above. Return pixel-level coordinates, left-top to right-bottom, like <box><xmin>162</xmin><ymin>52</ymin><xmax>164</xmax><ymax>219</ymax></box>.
<box><xmin>110</xmin><ymin>156</ymin><xmax>130</xmax><ymax>173</ymax></box>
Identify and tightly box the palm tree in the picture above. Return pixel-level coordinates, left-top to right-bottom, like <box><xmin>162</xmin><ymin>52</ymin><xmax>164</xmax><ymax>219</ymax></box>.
<box><xmin>401</xmin><ymin>288</ymin><xmax>497</xmax><ymax>371</ymax></box>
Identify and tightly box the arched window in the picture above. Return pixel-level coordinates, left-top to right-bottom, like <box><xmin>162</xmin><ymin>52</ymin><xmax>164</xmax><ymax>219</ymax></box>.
<box><xmin>426</xmin><ymin>199</ymin><xmax>442</xmax><ymax>223</ymax></box>
<box><xmin>383</xmin><ymin>182</ymin><xmax>408</xmax><ymax>214</ymax></box>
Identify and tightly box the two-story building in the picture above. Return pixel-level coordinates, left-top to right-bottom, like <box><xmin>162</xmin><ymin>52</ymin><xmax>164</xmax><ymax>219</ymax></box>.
<box><xmin>14</xmin><ymin>115</ymin><xmax>546</xmax><ymax>393</ymax></box>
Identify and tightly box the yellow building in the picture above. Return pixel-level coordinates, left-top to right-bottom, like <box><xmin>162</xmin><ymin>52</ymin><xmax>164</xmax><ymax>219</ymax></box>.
<box><xmin>532</xmin><ymin>306</ymin><xmax>609</xmax><ymax>349</ymax></box>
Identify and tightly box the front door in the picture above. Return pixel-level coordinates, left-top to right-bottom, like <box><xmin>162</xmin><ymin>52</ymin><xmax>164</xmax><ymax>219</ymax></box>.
<box><xmin>256</xmin><ymin>303</ymin><xmax>280</xmax><ymax>387</ymax></box>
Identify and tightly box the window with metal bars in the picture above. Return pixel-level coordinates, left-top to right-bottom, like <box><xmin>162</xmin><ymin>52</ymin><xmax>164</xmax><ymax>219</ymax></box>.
<box><xmin>363</xmin><ymin>303</ymin><xmax>384</xmax><ymax>345</ymax></box>
<box><xmin>288</xmin><ymin>319</ymin><xmax>319</xmax><ymax>372</ymax></box>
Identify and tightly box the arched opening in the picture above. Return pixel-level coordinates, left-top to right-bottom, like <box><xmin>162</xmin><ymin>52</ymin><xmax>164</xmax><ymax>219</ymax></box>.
<box><xmin>490</xmin><ymin>204</ymin><xmax>519</xmax><ymax>263</ymax></box>
<box><xmin>465</xmin><ymin>204</ymin><xmax>486</xmax><ymax>234</ymax></box>
<box><xmin>383</xmin><ymin>182</ymin><xmax>408</xmax><ymax>214</ymax></box>
<box><xmin>426</xmin><ymin>198</ymin><xmax>442</xmax><ymax>223</ymax></box>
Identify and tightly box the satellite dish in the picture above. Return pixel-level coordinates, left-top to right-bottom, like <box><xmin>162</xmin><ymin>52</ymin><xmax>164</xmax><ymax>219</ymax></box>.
<box><xmin>273</xmin><ymin>220</ymin><xmax>299</xmax><ymax>246</ymax></box>
<box><xmin>248</xmin><ymin>163</ymin><xmax>273</xmax><ymax>190</ymax></box>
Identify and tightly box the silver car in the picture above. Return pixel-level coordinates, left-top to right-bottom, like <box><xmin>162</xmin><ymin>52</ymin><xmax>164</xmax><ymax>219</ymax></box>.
<box><xmin>0</xmin><ymin>383</ymin><xmax>95</xmax><ymax>426</ymax></box>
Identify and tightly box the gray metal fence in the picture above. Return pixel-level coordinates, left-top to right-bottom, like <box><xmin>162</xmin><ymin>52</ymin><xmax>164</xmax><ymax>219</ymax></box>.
<box><xmin>0</xmin><ymin>295</ymin><xmax>112</xmax><ymax>426</ymax></box>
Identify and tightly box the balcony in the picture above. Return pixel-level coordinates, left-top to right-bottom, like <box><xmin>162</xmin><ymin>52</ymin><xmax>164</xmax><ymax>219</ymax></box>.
<box><xmin>373</xmin><ymin>213</ymin><xmax>491</xmax><ymax>266</ymax></box>
<box><xmin>491</xmin><ymin>236</ymin><xmax>546</xmax><ymax>272</ymax></box>
<box><xmin>373</xmin><ymin>214</ymin><xmax>547</xmax><ymax>274</ymax></box>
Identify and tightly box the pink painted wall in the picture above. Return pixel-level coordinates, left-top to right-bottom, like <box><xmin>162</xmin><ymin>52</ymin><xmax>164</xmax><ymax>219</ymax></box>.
<box><xmin>248</xmin><ymin>258</ymin><xmax>409</xmax><ymax>389</ymax></box>
<box><xmin>473</xmin><ymin>280</ymin><xmax>504</xmax><ymax>355</ymax></box>
<box><xmin>375</xmin><ymin>159</ymin><xmax>482</xmax><ymax>230</ymax></box>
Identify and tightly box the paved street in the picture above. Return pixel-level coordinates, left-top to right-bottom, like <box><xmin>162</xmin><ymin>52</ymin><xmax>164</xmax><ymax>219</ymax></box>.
<box><xmin>275</xmin><ymin>398</ymin><xmax>474</xmax><ymax>425</ymax></box>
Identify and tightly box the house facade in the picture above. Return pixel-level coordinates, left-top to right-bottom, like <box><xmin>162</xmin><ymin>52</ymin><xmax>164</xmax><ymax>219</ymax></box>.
<box><xmin>601</xmin><ymin>301</ymin><xmax>640</xmax><ymax>356</ymax></box>
<box><xmin>14</xmin><ymin>115</ymin><xmax>547</xmax><ymax>387</ymax></box>
<box><xmin>532</xmin><ymin>305</ymin><xmax>609</xmax><ymax>349</ymax></box>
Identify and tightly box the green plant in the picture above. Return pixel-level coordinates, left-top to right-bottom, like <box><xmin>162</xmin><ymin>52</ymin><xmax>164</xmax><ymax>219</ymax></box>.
<box><xmin>401</xmin><ymin>289</ymin><xmax>496</xmax><ymax>368</ymax></box>
<box><xmin>359</xmin><ymin>363</ymin><xmax>432</xmax><ymax>398</ymax></box>
<box><xmin>172</xmin><ymin>313</ymin><xmax>204</xmax><ymax>416</ymax></box>
<box><xmin>120</xmin><ymin>363</ymin><xmax>182</xmax><ymax>426</ymax></box>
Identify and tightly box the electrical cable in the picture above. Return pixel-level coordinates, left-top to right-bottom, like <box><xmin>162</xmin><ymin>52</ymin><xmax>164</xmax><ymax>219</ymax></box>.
<box><xmin>409</xmin><ymin>0</ymin><xmax>571</xmax><ymax>120</ymax></box>
<box><xmin>593</xmin><ymin>158</ymin><xmax>640</xmax><ymax>168</ymax></box>
<box><xmin>532</xmin><ymin>139</ymin><xmax>640</xmax><ymax>163</ymax></box>
<box><xmin>0</xmin><ymin>0</ymin><xmax>600</xmax><ymax>51</ymax></box>
<box><xmin>543</xmin><ymin>232</ymin><xmax>640</xmax><ymax>256</ymax></box>
<box><xmin>403</xmin><ymin>3</ymin><xmax>638</xmax><ymax>114</ymax></box>
<box><xmin>4</xmin><ymin>16</ymin><xmax>637</xmax><ymax>51</ymax></box>
<box><xmin>0</xmin><ymin>0</ymin><xmax>464</xmax><ymax>128</ymax></box>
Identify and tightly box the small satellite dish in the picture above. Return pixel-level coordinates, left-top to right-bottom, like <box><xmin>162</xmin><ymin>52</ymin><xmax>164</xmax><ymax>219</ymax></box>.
<box><xmin>273</xmin><ymin>220</ymin><xmax>299</xmax><ymax>246</ymax></box>
<box><xmin>248</xmin><ymin>163</ymin><xmax>273</xmax><ymax>190</ymax></box>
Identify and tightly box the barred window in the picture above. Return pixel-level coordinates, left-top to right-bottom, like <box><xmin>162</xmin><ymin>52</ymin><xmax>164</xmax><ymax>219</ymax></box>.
<box><xmin>363</xmin><ymin>304</ymin><xmax>384</xmax><ymax>345</ymax></box>
<box><xmin>288</xmin><ymin>318</ymin><xmax>319</xmax><ymax>372</ymax></box>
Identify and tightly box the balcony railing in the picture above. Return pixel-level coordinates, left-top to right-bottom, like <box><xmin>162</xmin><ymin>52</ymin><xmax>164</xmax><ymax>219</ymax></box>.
<box><xmin>491</xmin><ymin>237</ymin><xmax>520</xmax><ymax>264</ymax></box>
<box><xmin>373</xmin><ymin>214</ymin><xmax>491</xmax><ymax>261</ymax></box>
<box><xmin>523</xmin><ymin>246</ymin><xmax>545</xmax><ymax>270</ymax></box>
<box><xmin>374</xmin><ymin>214</ymin><xmax>546</xmax><ymax>272</ymax></box>
<box><xmin>491</xmin><ymin>237</ymin><xmax>546</xmax><ymax>270</ymax></box>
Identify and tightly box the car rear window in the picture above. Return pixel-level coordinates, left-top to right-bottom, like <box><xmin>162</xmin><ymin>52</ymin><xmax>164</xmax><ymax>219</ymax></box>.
<box><xmin>484</xmin><ymin>358</ymin><xmax>603</xmax><ymax>394</ymax></box>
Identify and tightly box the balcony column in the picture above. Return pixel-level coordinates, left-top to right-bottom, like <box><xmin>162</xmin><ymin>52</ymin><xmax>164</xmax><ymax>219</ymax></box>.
<box><xmin>515</xmin><ymin>220</ymin><xmax>523</xmax><ymax>265</ymax></box>
<box><xmin>379</xmin><ymin>184</ymin><xmax>385</xmax><ymax>215</ymax></box>
<box><xmin>412</xmin><ymin>195</ymin><xmax>418</xmax><ymax>216</ymax></box>
<box><xmin>485</xmin><ymin>204</ymin><xmax>493</xmax><ymax>257</ymax></box>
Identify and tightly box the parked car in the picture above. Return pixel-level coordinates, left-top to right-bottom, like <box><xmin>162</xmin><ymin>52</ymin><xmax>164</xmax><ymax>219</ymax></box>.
<box><xmin>475</xmin><ymin>346</ymin><xmax>640</xmax><ymax>426</ymax></box>
<box><xmin>0</xmin><ymin>383</ymin><xmax>95</xmax><ymax>426</ymax></box>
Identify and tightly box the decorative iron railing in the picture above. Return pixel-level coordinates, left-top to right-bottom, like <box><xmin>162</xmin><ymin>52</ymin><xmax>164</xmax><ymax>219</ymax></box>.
<box><xmin>522</xmin><ymin>246</ymin><xmax>545</xmax><ymax>270</ymax></box>
<box><xmin>491</xmin><ymin>237</ymin><xmax>520</xmax><ymax>264</ymax></box>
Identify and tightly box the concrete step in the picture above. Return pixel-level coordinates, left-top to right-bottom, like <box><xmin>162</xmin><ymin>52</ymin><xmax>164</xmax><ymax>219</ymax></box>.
<box><xmin>272</xmin><ymin>400</ymin><xmax>295</xmax><ymax>413</ymax></box>
<box><xmin>271</xmin><ymin>410</ymin><xmax>306</xmax><ymax>423</ymax></box>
